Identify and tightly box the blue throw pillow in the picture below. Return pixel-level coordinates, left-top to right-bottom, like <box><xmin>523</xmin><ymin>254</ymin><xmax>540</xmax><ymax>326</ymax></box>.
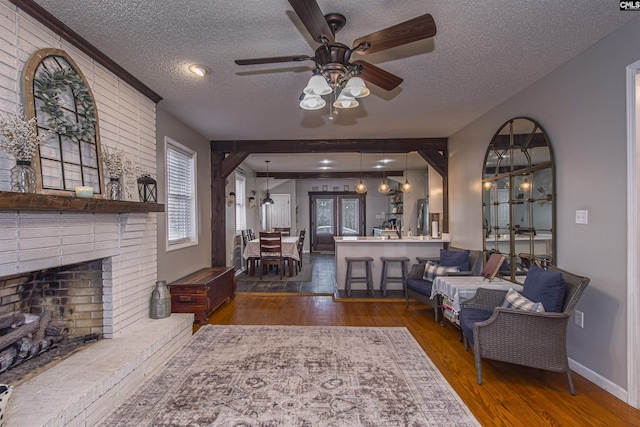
<box><xmin>522</xmin><ymin>265</ymin><xmax>565</xmax><ymax>313</ymax></box>
<box><xmin>439</xmin><ymin>249</ymin><xmax>470</xmax><ymax>271</ymax></box>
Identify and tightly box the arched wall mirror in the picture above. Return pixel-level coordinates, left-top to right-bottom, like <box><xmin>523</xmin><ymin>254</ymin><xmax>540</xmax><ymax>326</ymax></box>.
<box><xmin>482</xmin><ymin>117</ymin><xmax>556</xmax><ymax>283</ymax></box>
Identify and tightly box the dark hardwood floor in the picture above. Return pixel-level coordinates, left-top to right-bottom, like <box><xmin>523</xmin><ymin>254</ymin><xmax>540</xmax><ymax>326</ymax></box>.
<box><xmin>209</xmin><ymin>253</ymin><xmax>640</xmax><ymax>426</ymax></box>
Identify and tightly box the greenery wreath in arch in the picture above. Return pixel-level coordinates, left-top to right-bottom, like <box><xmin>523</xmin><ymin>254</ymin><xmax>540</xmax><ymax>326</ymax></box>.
<box><xmin>33</xmin><ymin>67</ymin><xmax>97</xmax><ymax>144</ymax></box>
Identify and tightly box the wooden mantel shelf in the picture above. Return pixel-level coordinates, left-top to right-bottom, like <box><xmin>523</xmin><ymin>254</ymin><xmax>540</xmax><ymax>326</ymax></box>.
<box><xmin>0</xmin><ymin>191</ymin><xmax>164</xmax><ymax>213</ymax></box>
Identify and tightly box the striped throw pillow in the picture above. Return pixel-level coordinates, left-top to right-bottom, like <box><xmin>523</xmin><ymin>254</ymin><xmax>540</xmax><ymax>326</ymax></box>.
<box><xmin>502</xmin><ymin>287</ymin><xmax>546</xmax><ymax>312</ymax></box>
<box><xmin>422</xmin><ymin>261</ymin><xmax>460</xmax><ymax>282</ymax></box>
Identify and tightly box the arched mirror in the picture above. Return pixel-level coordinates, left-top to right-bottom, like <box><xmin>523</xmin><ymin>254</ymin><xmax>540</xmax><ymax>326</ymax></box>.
<box><xmin>482</xmin><ymin>117</ymin><xmax>555</xmax><ymax>283</ymax></box>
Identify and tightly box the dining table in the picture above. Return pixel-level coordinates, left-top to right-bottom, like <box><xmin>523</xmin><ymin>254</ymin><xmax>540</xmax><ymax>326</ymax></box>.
<box><xmin>243</xmin><ymin>235</ymin><xmax>300</xmax><ymax>277</ymax></box>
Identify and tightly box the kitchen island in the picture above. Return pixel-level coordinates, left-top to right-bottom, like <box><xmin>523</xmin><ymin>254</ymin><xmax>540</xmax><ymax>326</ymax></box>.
<box><xmin>334</xmin><ymin>235</ymin><xmax>451</xmax><ymax>294</ymax></box>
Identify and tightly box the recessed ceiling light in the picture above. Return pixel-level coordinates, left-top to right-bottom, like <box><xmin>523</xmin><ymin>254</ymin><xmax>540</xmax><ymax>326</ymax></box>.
<box><xmin>320</xmin><ymin>159</ymin><xmax>332</xmax><ymax>164</ymax></box>
<box><xmin>188</xmin><ymin>64</ymin><xmax>210</xmax><ymax>77</ymax></box>
<box><xmin>319</xmin><ymin>166</ymin><xmax>331</xmax><ymax>170</ymax></box>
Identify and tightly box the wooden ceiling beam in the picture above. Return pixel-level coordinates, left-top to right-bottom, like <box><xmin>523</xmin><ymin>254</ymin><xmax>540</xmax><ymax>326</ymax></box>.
<box><xmin>211</xmin><ymin>138</ymin><xmax>448</xmax><ymax>153</ymax></box>
<box><xmin>256</xmin><ymin>171</ymin><xmax>405</xmax><ymax>179</ymax></box>
<box><xmin>221</xmin><ymin>152</ymin><xmax>249</xmax><ymax>178</ymax></box>
<box><xmin>417</xmin><ymin>149</ymin><xmax>448</xmax><ymax>177</ymax></box>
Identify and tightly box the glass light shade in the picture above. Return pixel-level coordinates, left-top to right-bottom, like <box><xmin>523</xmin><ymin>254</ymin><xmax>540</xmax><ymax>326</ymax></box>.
<box><xmin>401</xmin><ymin>179</ymin><xmax>413</xmax><ymax>193</ymax></box>
<box><xmin>519</xmin><ymin>178</ymin><xmax>531</xmax><ymax>191</ymax></box>
<box><xmin>262</xmin><ymin>192</ymin><xmax>274</xmax><ymax>205</ymax></box>
<box><xmin>299</xmin><ymin>94</ymin><xmax>326</xmax><ymax>110</ymax></box>
<box><xmin>355</xmin><ymin>180</ymin><xmax>367</xmax><ymax>194</ymax></box>
<box><xmin>333</xmin><ymin>93</ymin><xmax>359</xmax><ymax>109</ymax></box>
<box><xmin>342</xmin><ymin>77</ymin><xmax>370</xmax><ymax>98</ymax></box>
<box><xmin>378</xmin><ymin>179</ymin><xmax>390</xmax><ymax>194</ymax></box>
<box><xmin>303</xmin><ymin>74</ymin><xmax>332</xmax><ymax>96</ymax></box>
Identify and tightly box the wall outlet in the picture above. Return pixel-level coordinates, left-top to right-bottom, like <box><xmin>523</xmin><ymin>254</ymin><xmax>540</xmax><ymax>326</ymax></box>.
<box><xmin>575</xmin><ymin>210</ymin><xmax>588</xmax><ymax>224</ymax></box>
<box><xmin>575</xmin><ymin>310</ymin><xmax>584</xmax><ymax>328</ymax></box>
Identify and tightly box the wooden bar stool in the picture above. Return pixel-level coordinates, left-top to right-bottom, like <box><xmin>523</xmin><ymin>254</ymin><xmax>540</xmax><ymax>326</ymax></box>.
<box><xmin>345</xmin><ymin>257</ymin><xmax>374</xmax><ymax>297</ymax></box>
<box><xmin>380</xmin><ymin>256</ymin><xmax>410</xmax><ymax>296</ymax></box>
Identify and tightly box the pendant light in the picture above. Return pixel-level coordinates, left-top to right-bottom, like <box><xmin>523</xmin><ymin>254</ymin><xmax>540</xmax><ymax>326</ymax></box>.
<box><xmin>355</xmin><ymin>152</ymin><xmax>367</xmax><ymax>194</ymax></box>
<box><xmin>378</xmin><ymin>153</ymin><xmax>390</xmax><ymax>194</ymax></box>
<box><xmin>401</xmin><ymin>152</ymin><xmax>413</xmax><ymax>193</ymax></box>
<box><xmin>261</xmin><ymin>160</ymin><xmax>274</xmax><ymax>205</ymax></box>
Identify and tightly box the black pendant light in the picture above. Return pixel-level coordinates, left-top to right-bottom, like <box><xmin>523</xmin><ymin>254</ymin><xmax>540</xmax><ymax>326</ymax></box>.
<box><xmin>261</xmin><ymin>160</ymin><xmax>274</xmax><ymax>205</ymax></box>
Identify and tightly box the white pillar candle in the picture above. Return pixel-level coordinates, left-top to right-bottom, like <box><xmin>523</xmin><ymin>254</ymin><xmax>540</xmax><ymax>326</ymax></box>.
<box><xmin>431</xmin><ymin>221</ymin><xmax>439</xmax><ymax>238</ymax></box>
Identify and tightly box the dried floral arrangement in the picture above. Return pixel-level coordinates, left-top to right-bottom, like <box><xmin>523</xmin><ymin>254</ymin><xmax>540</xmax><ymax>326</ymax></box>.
<box><xmin>0</xmin><ymin>110</ymin><xmax>53</xmax><ymax>161</ymax></box>
<box><xmin>101</xmin><ymin>146</ymin><xmax>135</xmax><ymax>178</ymax></box>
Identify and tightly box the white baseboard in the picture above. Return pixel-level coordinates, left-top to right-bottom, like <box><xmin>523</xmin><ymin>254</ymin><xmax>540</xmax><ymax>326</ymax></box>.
<box><xmin>569</xmin><ymin>357</ymin><xmax>628</xmax><ymax>402</ymax></box>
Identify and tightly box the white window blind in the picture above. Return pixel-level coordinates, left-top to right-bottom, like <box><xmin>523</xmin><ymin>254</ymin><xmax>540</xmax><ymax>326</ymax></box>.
<box><xmin>235</xmin><ymin>174</ymin><xmax>246</xmax><ymax>233</ymax></box>
<box><xmin>166</xmin><ymin>138</ymin><xmax>197</xmax><ymax>249</ymax></box>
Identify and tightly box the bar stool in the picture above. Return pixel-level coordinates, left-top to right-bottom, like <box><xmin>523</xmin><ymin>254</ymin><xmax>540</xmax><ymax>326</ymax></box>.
<box><xmin>380</xmin><ymin>256</ymin><xmax>410</xmax><ymax>296</ymax></box>
<box><xmin>416</xmin><ymin>256</ymin><xmax>438</xmax><ymax>264</ymax></box>
<box><xmin>345</xmin><ymin>257</ymin><xmax>374</xmax><ymax>297</ymax></box>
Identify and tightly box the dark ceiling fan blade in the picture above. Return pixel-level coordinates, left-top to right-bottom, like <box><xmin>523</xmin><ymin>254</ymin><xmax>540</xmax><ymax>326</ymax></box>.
<box><xmin>352</xmin><ymin>60</ymin><xmax>403</xmax><ymax>91</ymax></box>
<box><xmin>288</xmin><ymin>0</ymin><xmax>335</xmax><ymax>44</ymax></box>
<box><xmin>353</xmin><ymin>14</ymin><xmax>436</xmax><ymax>55</ymax></box>
<box><xmin>235</xmin><ymin>55</ymin><xmax>311</xmax><ymax>66</ymax></box>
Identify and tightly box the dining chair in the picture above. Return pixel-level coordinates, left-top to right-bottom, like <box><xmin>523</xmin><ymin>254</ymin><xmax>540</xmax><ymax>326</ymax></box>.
<box><xmin>259</xmin><ymin>231</ymin><xmax>285</xmax><ymax>279</ymax></box>
<box><xmin>241</xmin><ymin>230</ymin><xmax>259</xmax><ymax>276</ymax></box>
<box><xmin>273</xmin><ymin>227</ymin><xmax>290</xmax><ymax>236</ymax></box>
<box><xmin>247</xmin><ymin>229</ymin><xmax>256</xmax><ymax>240</ymax></box>
<box><xmin>296</xmin><ymin>229</ymin><xmax>306</xmax><ymax>272</ymax></box>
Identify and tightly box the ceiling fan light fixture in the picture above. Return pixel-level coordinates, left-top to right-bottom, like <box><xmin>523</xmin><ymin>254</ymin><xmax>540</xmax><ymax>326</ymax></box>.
<box><xmin>333</xmin><ymin>93</ymin><xmax>359</xmax><ymax>109</ymax></box>
<box><xmin>188</xmin><ymin>64</ymin><xmax>210</xmax><ymax>77</ymax></box>
<box><xmin>303</xmin><ymin>73</ymin><xmax>332</xmax><ymax>96</ymax></box>
<box><xmin>342</xmin><ymin>76</ymin><xmax>370</xmax><ymax>98</ymax></box>
<box><xmin>300</xmin><ymin>94</ymin><xmax>326</xmax><ymax>110</ymax></box>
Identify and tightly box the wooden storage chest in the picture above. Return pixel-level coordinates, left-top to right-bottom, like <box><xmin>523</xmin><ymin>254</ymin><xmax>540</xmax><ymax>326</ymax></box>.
<box><xmin>167</xmin><ymin>267</ymin><xmax>236</xmax><ymax>324</ymax></box>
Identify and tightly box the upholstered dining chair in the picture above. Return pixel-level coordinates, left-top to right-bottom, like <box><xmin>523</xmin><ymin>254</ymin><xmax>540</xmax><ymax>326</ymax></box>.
<box><xmin>259</xmin><ymin>231</ymin><xmax>285</xmax><ymax>280</ymax></box>
<box><xmin>458</xmin><ymin>265</ymin><xmax>590</xmax><ymax>395</ymax></box>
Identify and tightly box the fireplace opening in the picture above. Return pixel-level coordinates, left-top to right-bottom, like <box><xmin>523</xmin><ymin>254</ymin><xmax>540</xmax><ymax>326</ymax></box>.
<box><xmin>0</xmin><ymin>259</ymin><xmax>105</xmax><ymax>383</ymax></box>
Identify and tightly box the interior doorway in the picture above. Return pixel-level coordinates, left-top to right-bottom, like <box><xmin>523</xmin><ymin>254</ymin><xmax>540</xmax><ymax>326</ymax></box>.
<box><xmin>309</xmin><ymin>192</ymin><xmax>365</xmax><ymax>252</ymax></box>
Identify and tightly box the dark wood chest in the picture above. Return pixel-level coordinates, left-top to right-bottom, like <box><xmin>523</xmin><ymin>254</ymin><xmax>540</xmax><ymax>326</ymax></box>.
<box><xmin>167</xmin><ymin>267</ymin><xmax>236</xmax><ymax>324</ymax></box>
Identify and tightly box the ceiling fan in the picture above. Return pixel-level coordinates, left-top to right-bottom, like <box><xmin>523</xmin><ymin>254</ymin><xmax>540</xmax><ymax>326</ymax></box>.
<box><xmin>234</xmin><ymin>0</ymin><xmax>437</xmax><ymax>109</ymax></box>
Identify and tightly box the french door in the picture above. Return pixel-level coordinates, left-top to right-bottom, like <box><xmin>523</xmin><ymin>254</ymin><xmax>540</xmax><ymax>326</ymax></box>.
<box><xmin>309</xmin><ymin>192</ymin><xmax>365</xmax><ymax>252</ymax></box>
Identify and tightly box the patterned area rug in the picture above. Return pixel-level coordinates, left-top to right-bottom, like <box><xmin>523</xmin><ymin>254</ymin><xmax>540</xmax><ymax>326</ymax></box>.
<box><xmin>100</xmin><ymin>325</ymin><xmax>480</xmax><ymax>426</ymax></box>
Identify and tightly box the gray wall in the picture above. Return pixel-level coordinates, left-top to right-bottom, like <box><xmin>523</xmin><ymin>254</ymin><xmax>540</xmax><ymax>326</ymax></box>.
<box><xmin>448</xmin><ymin>16</ymin><xmax>640</xmax><ymax>390</ymax></box>
<box><xmin>156</xmin><ymin>107</ymin><xmax>212</xmax><ymax>283</ymax></box>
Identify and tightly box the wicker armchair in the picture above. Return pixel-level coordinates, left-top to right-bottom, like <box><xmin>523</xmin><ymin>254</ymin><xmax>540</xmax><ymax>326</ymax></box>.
<box><xmin>459</xmin><ymin>265</ymin><xmax>590</xmax><ymax>395</ymax></box>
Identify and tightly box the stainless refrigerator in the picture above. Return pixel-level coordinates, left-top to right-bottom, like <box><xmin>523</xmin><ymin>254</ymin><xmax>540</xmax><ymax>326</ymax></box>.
<box><xmin>416</xmin><ymin>198</ymin><xmax>429</xmax><ymax>236</ymax></box>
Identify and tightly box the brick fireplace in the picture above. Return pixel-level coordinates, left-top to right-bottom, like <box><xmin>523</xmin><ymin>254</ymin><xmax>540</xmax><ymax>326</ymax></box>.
<box><xmin>0</xmin><ymin>211</ymin><xmax>194</xmax><ymax>426</ymax></box>
<box><xmin>0</xmin><ymin>259</ymin><xmax>105</xmax><ymax>337</ymax></box>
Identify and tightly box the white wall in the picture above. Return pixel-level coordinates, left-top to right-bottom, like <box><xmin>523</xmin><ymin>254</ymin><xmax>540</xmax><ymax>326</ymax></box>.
<box><xmin>448</xmin><ymin>16</ymin><xmax>640</xmax><ymax>392</ymax></box>
<box><xmin>156</xmin><ymin>107</ymin><xmax>212</xmax><ymax>282</ymax></box>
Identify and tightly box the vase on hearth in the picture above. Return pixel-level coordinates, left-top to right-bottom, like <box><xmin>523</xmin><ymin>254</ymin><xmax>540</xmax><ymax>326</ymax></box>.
<box><xmin>10</xmin><ymin>160</ymin><xmax>36</xmax><ymax>193</ymax></box>
<box><xmin>106</xmin><ymin>176</ymin><xmax>123</xmax><ymax>200</ymax></box>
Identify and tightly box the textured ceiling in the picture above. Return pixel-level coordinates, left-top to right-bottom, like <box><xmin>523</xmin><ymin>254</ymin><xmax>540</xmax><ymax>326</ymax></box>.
<box><xmin>31</xmin><ymin>1</ymin><xmax>636</xmax><ymax>172</ymax></box>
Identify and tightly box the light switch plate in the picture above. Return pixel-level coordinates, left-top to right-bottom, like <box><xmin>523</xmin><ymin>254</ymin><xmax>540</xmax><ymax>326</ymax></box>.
<box><xmin>575</xmin><ymin>210</ymin><xmax>588</xmax><ymax>225</ymax></box>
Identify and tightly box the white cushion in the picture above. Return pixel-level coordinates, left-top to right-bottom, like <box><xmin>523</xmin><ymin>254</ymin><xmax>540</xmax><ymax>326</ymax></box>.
<box><xmin>502</xmin><ymin>287</ymin><xmax>546</xmax><ymax>312</ymax></box>
<box><xmin>422</xmin><ymin>261</ymin><xmax>460</xmax><ymax>282</ymax></box>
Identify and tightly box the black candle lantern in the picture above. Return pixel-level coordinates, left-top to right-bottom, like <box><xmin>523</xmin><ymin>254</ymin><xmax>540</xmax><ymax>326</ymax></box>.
<box><xmin>137</xmin><ymin>174</ymin><xmax>157</xmax><ymax>203</ymax></box>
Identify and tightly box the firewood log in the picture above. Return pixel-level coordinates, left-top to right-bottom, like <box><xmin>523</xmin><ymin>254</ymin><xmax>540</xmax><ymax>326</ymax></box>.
<box><xmin>32</xmin><ymin>309</ymin><xmax>52</xmax><ymax>347</ymax></box>
<box><xmin>0</xmin><ymin>347</ymin><xmax>17</xmax><ymax>372</ymax></box>
<box><xmin>0</xmin><ymin>321</ymin><xmax>38</xmax><ymax>350</ymax></box>
<box><xmin>0</xmin><ymin>314</ymin><xmax>25</xmax><ymax>330</ymax></box>
<box><xmin>45</xmin><ymin>322</ymin><xmax>67</xmax><ymax>337</ymax></box>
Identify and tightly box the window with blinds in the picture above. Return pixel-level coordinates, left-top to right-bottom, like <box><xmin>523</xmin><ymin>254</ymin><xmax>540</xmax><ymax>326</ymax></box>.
<box><xmin>165</xmin><ymin>137</ymin><xmax>198</xmax><ymax>250</ymax></box>
<box><xmin>235</xmin><ymin>174</ymin><xmax>246</xmax><ymax>233</ymax></box>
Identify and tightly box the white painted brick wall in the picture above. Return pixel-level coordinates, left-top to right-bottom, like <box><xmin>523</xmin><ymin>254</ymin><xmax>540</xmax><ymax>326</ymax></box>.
<box><xmin>0</xmin><ymin>0</ymin><xmax>159</xmax><ymax>339</ymax></box>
